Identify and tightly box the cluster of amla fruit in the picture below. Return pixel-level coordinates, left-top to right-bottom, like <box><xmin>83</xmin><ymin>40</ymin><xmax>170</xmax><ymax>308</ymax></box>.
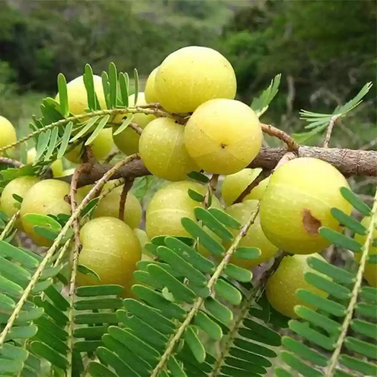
<box><xmin>1</xmin><ymin>46</ymin><xmax>375</xmax><ymax>309</ymax></box>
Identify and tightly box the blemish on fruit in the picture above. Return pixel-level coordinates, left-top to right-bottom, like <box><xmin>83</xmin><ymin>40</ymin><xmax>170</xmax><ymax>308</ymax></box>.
<box><xmin>302</xmin><ymin>209</ymin><xmax>321</xmax><ymax>235</ymax></box>
<box><xmin>221</xmin><ymin>143</ymin><xmax>227</xmax><ymax>149</ymax></box>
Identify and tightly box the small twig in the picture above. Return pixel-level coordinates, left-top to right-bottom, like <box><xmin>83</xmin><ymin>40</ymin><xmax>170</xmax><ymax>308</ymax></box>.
<box><xmin>323</xmin><ymin>115</ymin><xmax>339</xmax><ymax>148</ymax></box>
<box><xmin>104</xmin><ymin>151</ymin><xmax>120</xmax><ymax>164</ymax></box>
<box><xmin>210</xmin><ymin>248</ymin><xmax>288</xmax><ymax>376</ymax></box>
<box><xmin>118</xmin><ymin>179</ymin><xmax>134</xmax><ymax>221</ymax></box>
<box><xmin>204</xmin><ymin>174</ymin><xmax>219</xmax><ymax>208</ymax></box>
<box><xmin>260</xmin><ymin>123</ymin><xmax>299</xmax><ymax>152</ymax></box>
<box><xmin>0</xmin><ymin>210</ymin><xmax>20</xmax><ymax>240</ymax></box>
<box><xmin>150</xmin><ymin>205</ymin><xmax>260</xmax><ymax>377</ymax></box>
<box><xmin>233</xmin><ymin>169</ymin><xmax>271</xmax><ymax>204</ymax></box>
<box><xmin>0</xmin><ymin>157</ymin><xmax>23</xmax><ymax>168</ymax></box>
<box><xmin>69</xmin><ymin>162</ymin><xmax>92</xmax><ymax>250</ymax></box>
<box><xmin>129</xmin><ymin>122</ymin><xmax>143</xmax><ymax>135</ymax></box>
<box><xmin>326</xmin><ymin>188</ymin><xmax>377</xmax><ymax>376</ymax></box>
<box><xmin>274</xmin><ymin>151</ymin><xmax>297</xmax><ymax>170</ymax></box>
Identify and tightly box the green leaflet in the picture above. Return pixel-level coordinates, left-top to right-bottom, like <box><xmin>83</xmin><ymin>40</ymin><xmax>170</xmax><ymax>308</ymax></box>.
<box><xmin>85</xmin><ymin>115</ymin><xmax>110</xmax><ymax>145</ymax></box>
<box><xmin>108</xmin><ymin>62</ymin><xmax>118</xmax><ymax>109</ymax></box>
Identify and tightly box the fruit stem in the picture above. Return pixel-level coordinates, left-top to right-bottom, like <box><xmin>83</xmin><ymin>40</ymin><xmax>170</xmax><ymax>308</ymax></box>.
<box><xmin>233</xmin><ymin>169</ymin><xmax>271</xmax><ymax>204</ymax></box>
<box><xmin>326</xmin><ymin>187</ymin><xmax>377</xmax><ymax>376</ymax></box>
<box><xmin>204</xmin><ymin>174</ymin><xmax>219</xmax><ymax>208</ymax></box>
<box><xmin>0</xmin><ymin>154</ymin><xmax>139</xmax><ymax>348</ymax></box>
<box><xmin>323</xmin><ymin>115</ymin><xmax>339</xmax><ymax>148</ymax></box>
<box><xmin>150</xmin><ymin>204</ymin><xmax>260</xmax><ymax>377</ymax></box>
<box><xmin>260</xmin><ymin>123</ymin><xmax>299</xmax><ymax>152</ymax></box>
<box><xmin>119</xmin><ymin>178</ymin><xmax>134</xmax><ymax>221</ymax></box>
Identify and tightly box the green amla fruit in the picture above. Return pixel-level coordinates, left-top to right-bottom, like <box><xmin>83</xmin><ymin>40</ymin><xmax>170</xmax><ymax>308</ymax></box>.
<box><xmin>260</xmin><ymin>157</ymin><xmax>352</xmax><ymax>255</ymax></box>
<box><xmin>155</xmin><ymin>46</ymin><xmax>236</xmax><ymax>113</ymax></box>
<box><xmin>0</xmin><ymin>176</ymin><xmax>40</xmax><ymax>229</ymax></box>
<box><xmin>139</xmin><ymin>117</ymin><xmax>198</xmax><ymax>181</ymax></box>
<box><xmin>77</xmin><ymin>217</ymin><xmax>141</xmax><ymax>298</ymax></box>
<box><xmin>146</xmin><ymin>181</ymin><xmax>221</xmax><ymax>240</ymax></box>
<box><xmin>266</xmin><ymin>254</ymin><xmax>329</xmax><ymax>318</ymax></box>
<box><xmin>0</xmin><ymin>116</ymin><xmax>17</xmax><ymax>155</ymax></box>
<box><xmin>20</xmin><ymin>180</ymin><xmax>71</xmax><ymax>246</ymax></box>
<box><xmin>184</xmin><ymin>99</ymin><xmax>263</xmax><ymax>175</ymax></box>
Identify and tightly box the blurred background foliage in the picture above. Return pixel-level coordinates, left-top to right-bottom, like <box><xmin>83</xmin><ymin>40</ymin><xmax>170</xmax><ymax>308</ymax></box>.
<box><xmin>0</xmin><ymin>0</ymin><xmax>376</xmax><ymax>151</ymax></box>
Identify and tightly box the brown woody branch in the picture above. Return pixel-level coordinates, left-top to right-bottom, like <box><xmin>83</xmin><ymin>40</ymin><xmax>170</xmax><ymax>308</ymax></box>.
<box><xmin>260</xmin><ymin>123</ymin><xmax>299</xmax><ymax>151</ymax></box>
<box><xmin>58</xmin><ymin>146</ymin><xmax>377</xmax><ymax>188</ymax></box>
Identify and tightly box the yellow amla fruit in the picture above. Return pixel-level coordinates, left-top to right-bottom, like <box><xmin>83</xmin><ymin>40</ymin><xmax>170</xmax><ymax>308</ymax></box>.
<box><xmin>76</xmin><ymin>217</ymin><xmax>141</xmax><ymax>298</ymax></box>
<box><xmin>146</xmin><ymin>181</ymin><xmax>221</xmax><ymax>240</ymax></box>
<box><xmin>55</xmin><ymin>75</ymin><xmax>106</xmax><ymax>115</ymax></box>
<box><xmin>139</xmin><ymin>117</ymin><xmax>198</xmax><ymax>181</ymax></box>
<box><xmin>92</xmin><ymin>184</ymin><xmax>142</xmax><ymax>229</ymax></box>
<box><xmin>27</xmin><ymin>148</ymin><xmax>64</xmax><ymax>177</ymax></box>
<box><xmin>225</xmin><ymin>200</ymin><xmax>278</xmax><ymax>268</ymax></box>
<box><xmin>266</xmin><ymin>254</ymin><xmax>329</xmax><ymax>318</ymax></box>
<box><xmin>20</xmin><ymin>180</ymin><xmax>71</xmax><ymax>246</ymax></box>
<box><xmin>354</xmin><ymin>216</ymin><xmax>377</xmax><ymax>287</ymax></box>
<box><xmin>144</xmin><ymin>67</ymin><xmax>159</xmax><ymax>103</ymax></box>
<box><xmin>113</xmin><ymin>92</ymin><xmax>155</xmax><ymax>155</ymax></box>
<box><xmin>260</xmin><ymin>157</ymin><xmax>352</xmax><ymax>255</ymax></box>
<box><xmin>0</xmin><ymin>176</ymin><xmax>40</xmax><ymax>229</ymax></box>
<box><xmin>0</xmin><ymin>116</ymin><xmax>17</xmax><ymax>155</ymax></box>
<box><xmin>155</xmin><ymin>46</ymin><xmax>236</xmax><ymax>113</ymax></box>
<box><xmin>184</xmin><ymin>99</ymin><xmax>263</xmax><ymax>175</ymax></box>
<box><xmin>65</xmin><ymin>128</ymin><xmax>113</xmax><ymax>163</ymax></box>
<box><xmin>222</xmin><ymin>168</ymin><xmax>270</xmax><ymax>206</ymax></box>
<box><xmin>134</xmin><ymin>228</ymin><xmax>154</xmax><ymax>260</ymax></box>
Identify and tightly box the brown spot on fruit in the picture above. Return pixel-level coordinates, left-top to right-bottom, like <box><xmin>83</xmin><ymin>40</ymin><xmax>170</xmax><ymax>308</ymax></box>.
<box><xmin>302</xmin><ymin>209</ymin><xmax>321</xmax><ymax>235</ymax></box>
<box><xmin>221</xmin><ymin>143</ymin><xmax>227</xmax><ymax>149</ymax></box>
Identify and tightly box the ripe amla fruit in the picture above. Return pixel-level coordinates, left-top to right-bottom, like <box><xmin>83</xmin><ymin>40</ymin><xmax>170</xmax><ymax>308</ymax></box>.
<box><xmin>139</xmin><ymin>117</ymin><xmax>198</xmax><ymax>181</ymax></box>
<box><xmin>76</xmin><ymin>217</ymin><xmax>141</xmax><ymax>298</ymax></box>
<box><xmin>222</xmin><ymin>168</ymin><xmax>270</xmax><ymax>206</ymax></box>
<box><xmin>354</xmin><ymin>216</ymin><xmax>377</xmax><ymax>287</ymax></box>
<box><xmin>184</xmin><ymin>99</ymin><xmax>263</xmax><ymax>175</ymax></box>
<box><xmin>260</xmin><ymin>158</ymin><xmax>352</xmax><ymax>255</ymax></box>
<box><xmin>266</xmin><ymin>254</ymin><xmax>329</xmax><ymax>318</ymax></box>
<box><xmin>0</xmin><ymin>176</ymin><xmax>39</xmax><ymax>229</ymax></box>
<box><xmin>0</xmin><ymin>116</ymin><xmax>17</xmax><ymax>155</ymax></box>
<box><xmin>92</xmin><ymin>185</ymin><xmax>142</xmax><ymax>229</ymax></box>
<box><xmin>65</xmin><ymin>128</ymin><xmax>113</xmax><ymax>163</ymax></box>
<box><xmin>146</xmin><ymin>181</ymin><xmax>221</xmax><ymax>239</ymax></box>
<box><xmin>113</xmin><ymin>92</ymin><xmax>155</xmax><ymax>155</ymax></box>
<box><xmin>55</xmin><ymin>75</ymin><xmax>106</xmax><ymax>115</ymax></box>
<box><xmin>144</xmin><ymin>67</ymin><xmax>159</xmax><ymax>103</ymax></box>
<box><xmin>27</xmin><ymin>147</ymin><xmax>64</xmax><ymax>177</ymax></box>
<box><xmin>155</xmin><ymin>46</ymin><xmax>236</xmax><ymax>113</ymax></box>
<box><xmin>225</xmin><ymin>200</ymin><xmax>278</xmax><ymax>268</ymax></box>
<box><xmin>20</xmin><ymin>180</ymin><xmax>71</xmax><ymax>246</ymax></box>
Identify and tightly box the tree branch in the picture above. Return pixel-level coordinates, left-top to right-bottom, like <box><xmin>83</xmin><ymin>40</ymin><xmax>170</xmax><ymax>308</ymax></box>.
<box><xmin>58</xmin><ymin>146</ymin><xmax>377</xmax><ymax>188</ymax></box>
<box><xmin>261</xmin><ymin>123</ymin><xmax>299</xmax><ymax>151</ymax></box>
